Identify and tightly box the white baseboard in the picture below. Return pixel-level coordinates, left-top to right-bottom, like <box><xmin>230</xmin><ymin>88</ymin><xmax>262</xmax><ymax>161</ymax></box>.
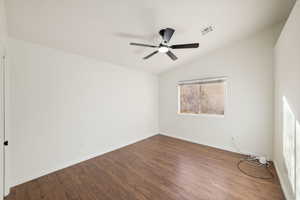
<box><xmin>160</xmin><ymin>133</ymin><xmax>294</xmax><ymax>199</ymax></box>
<box><xmin>9</xmin><ymin>133</ymin><xmax>158</xmax><ymax>189</ymax></box>
<box><xmin>273</xmin><ymin>161</ymin><xmax>295</xmax><ymax>200</ymax></box>
<box><xmin>8</xmin><ymin>133</ymin><xmax>284</xmax><ymax>199</ymax></box>
<box><xmin>159</xmin><ymin>132</ymin><xmax>256</xmax><ymax>157</ymax></box>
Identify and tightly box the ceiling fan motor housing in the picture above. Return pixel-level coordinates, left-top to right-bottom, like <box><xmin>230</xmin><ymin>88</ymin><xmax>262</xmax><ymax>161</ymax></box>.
<box><xmin>159</xmin><ymin>29</ymin><xmax>165</xmax><ymax>39</ymax></box>
<box><xmin>159</xmin><ymin>30</ymin><xmax>169</xmax><ymax>43</ymax></box>
<box><xmin>159</xmin><ymin>28</ymin><xmax>175</xmax><ymax>43</ymax></box>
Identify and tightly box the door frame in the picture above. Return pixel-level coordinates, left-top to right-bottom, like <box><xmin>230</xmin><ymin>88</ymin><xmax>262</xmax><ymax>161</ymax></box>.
<box><xmin>0</xmin><ymin>52</ymin><xmax>8</xmax><ymax>199</ymax></box>
<box><xmin>0</xmin><ymin>53</ymin><xmax>5</xmax><ymax>200</ymax></box>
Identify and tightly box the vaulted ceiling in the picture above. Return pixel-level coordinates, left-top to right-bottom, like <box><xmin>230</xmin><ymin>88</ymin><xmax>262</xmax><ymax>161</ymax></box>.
<box><xmin>5</xmin><ymin>0</ymin><xmax>295</xmax><ymax>74</ymax></box>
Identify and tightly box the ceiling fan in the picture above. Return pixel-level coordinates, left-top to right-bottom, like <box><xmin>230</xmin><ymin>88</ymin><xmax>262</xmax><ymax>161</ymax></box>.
<box><xmin>130</xmin><ymin>28</ymin><xmax>199</xmax><ymax>61</ymax></box>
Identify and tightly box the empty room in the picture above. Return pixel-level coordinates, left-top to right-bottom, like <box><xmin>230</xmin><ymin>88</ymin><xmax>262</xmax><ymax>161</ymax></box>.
<box><xmin>0</xmin><ymin>0</ymin><xmax>300</xmax><ymax>199</ymax></box>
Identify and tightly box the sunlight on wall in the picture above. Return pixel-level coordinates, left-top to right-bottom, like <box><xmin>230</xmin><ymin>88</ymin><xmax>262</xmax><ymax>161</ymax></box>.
<box><xmin>283</xmin><ymin>96</ymin><xmax>296</xmax><ymax>193</ymax></box>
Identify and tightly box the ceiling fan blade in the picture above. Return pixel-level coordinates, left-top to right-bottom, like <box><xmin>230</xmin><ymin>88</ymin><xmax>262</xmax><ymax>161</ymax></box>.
<box><xmin>170</xmin><ymin>43</ymin><xmax>199</xmax><ymax>49</ymax></box>
<box><xmin>130</xmin><ymin>43</ymin><xmax>158</xmax><ymax>48</ymax></box>
<box><xmin>143</xmin><ymin>50</ymin><xmax>159</xmax><ymax>59</ymax></box>
<box><xmin>166</xmin><ymin>51</ymin><xmax>178</xmax><ymax>61</ymax></box>
<box><xmin>160</xmin><ymin>28</ymin><xmax>175</xmax><ymax>43</ymax></box>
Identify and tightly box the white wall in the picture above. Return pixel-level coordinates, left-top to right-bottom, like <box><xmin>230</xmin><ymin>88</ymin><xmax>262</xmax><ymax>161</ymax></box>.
<box><xmin>7</xmin><ymin>38</ymin><xmax>158</xmax><ymax>187</ymax></box>
<box><xmin>159</xmin><ymin>25</ymin><xmax>282</xmax><ymax>159</ymax></box>
<box><xmin>274</xmin><ymin>1</ymin><xmax>300</xmax><ymax>200</ymax></box>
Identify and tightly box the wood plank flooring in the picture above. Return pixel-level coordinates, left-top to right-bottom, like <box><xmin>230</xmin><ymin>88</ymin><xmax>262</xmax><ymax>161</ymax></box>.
<box><xmin>5</xmin><ymin>135</ymin><xmax>285</xmax><ymax>200</ymax></box>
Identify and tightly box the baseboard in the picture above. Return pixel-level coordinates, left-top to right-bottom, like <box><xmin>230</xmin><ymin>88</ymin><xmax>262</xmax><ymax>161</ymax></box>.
<box><xmin>160</xmin><ymin>132</ymin><xmax>295</xmax><ymax>200</ymax></box>
<box><xmin>273</xmin><ymin>161</ymin><xmax>294</xmax><ymax>200</ymax></box>
<box><xmin>159</xmin><ymin>132</ymin><xmax>257</xmax><ymax>158</ymax></box>
<box><xmin>159</xmin><ymin>133</ymin><xmax>293</xmax><ymax>198</ymax></box>
<box><xmin>10</xmin><ymin>133</ymin><xmax>158</xmax><ymax>189</ymax></box>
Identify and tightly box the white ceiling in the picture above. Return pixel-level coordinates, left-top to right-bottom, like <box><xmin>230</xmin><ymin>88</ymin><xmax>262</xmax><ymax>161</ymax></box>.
<box><xmin>5</xmin><ymin>0</ymin><xmax>295</xmax><ymax>74</ymax></box>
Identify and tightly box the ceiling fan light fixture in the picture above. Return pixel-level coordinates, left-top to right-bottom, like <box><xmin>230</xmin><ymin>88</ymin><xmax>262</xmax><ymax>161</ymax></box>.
<box><xmin>158</xmin><ymin>46</ymin><xmax>169</xmax><ymax>53</ymax></box>
<box><xmin>130</xmin><ymin>28</ymin><xmax>199</xmax><ymax>60</ymax></box>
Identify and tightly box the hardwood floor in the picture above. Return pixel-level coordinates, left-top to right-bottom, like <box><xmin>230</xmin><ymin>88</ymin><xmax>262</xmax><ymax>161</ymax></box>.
<box><xmin>6</xmin><ymin>135</ymin><xmax>285</xmax><ymax>200</ymax></box>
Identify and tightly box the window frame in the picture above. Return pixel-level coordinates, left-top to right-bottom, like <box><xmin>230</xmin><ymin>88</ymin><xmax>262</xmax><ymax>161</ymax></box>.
<box><xmin>177</xmin><ymin>77</ymin><xmax>227</xmax><ymax>117</ymax></box>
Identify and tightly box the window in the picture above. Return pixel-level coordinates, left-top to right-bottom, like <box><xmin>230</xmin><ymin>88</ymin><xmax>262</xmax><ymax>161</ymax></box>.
<box><xmin>178</xmin><ymin>77</ymin><xmax>226</xmax><ymax>115</ymax></box>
